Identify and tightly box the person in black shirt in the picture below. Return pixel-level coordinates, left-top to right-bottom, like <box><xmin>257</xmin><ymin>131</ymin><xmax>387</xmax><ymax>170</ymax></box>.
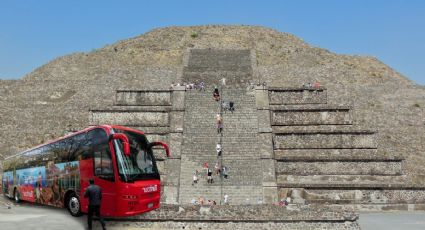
<box><xmin>84</xmin><ymin>179</ymin><xmax>106</xmax><ymax>230</ymax></box>
<box><xmin>207</xmin><ymin>168</ymin><xmax>213</xmax><ymax>183</ymax></box>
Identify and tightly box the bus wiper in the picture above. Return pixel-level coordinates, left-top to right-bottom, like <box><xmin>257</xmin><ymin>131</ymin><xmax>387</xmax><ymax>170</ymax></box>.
<box><xmin>121</xmin><ymin>175</ymin><xmax>134</xmax><ymax>183</ymax></box>
<box><xmin>127</xmin><ymin>173</ymin><xmax>139</xmax><ymax>182</ymax></box>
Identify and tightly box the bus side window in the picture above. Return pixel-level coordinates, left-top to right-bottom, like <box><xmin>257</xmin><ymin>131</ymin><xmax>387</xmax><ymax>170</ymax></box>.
<box><xmin>68</xmin><ymin>133</ymin><xmax>91</xmax><ymax>161</ymax></box>
<box><xmin>94</xmin><ymin>150</ymin><xmax>114</xmax><ymax>181</ymax></box>
<box><xmin>51</xmin><ymin>140</ymin><xmax>69</xmax><ymax>164</ymax></box>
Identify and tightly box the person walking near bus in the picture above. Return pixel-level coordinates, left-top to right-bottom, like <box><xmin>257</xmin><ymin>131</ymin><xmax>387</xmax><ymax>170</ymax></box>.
<box><xmin>84</xmin><ymin>178</ymin><xmax>106</xmax><ymax>230</ymax></box>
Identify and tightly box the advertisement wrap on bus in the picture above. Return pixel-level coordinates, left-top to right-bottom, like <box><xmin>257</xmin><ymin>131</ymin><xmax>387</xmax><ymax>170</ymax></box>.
<box><xmin>1</xmin><ymin>125</ymin><xmax>170</xmax><ymax>217</ymax></box>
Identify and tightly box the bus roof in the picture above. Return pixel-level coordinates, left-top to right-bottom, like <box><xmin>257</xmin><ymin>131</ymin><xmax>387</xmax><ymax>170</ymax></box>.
<box><xmin>4</xmin><ymin>125</ymin><xmax>145</xmax><ymax>161</ymax></box>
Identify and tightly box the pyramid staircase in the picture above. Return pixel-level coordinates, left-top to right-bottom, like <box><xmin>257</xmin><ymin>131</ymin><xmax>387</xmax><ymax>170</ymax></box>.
<box><xmin>178</xmin><ymin>88</ymin><xmax>263</xmax><ymax>205</ymax></box>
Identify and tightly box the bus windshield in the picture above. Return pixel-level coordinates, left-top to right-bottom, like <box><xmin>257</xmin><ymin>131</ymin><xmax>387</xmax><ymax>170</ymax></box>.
<box><xmin>112</xmin><ymin>129</ymin><xmax>159</xmax><ymax>182</ymax></box>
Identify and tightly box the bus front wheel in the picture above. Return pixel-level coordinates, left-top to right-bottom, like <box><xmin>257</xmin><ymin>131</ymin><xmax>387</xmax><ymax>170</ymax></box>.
<box><xmin>67</xmin><ymin>193</ymin><xmax>82</xmax><ymax>217</ymax></box>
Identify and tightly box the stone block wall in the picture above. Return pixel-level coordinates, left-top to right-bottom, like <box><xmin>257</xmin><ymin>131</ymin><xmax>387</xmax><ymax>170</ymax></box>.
<box><xmin>90</xmin><ymin>111</ymin><xmax>169</xmax><ymax>127</ymax></box>
<box><xmin>274</xmin><ymin>132</ymin><xmax>377</xmax><ymax>149</ymax></box>
<box><xmin>89</xmin><ymin>87</ymin><xmax>186</xmax><ymax>204</ymax></box>
<box><xmin>102</xmin><ymin>205</ymin><xmax>360</xmax><ymax>230</ymax></box>
<box><xmin>115</xmin><ymin>90</ymin><xmax>171</xmax><ymax>106</ymax></box>
<box><xmin>269</xmin><ymin>88</ymin><xmax>327</xmax><ymax>105</ymax></box>
<box><xmin>276</xmin><ymin>161</ymin><xmax>402</xmax><ymax>175</ymax></box>
<box><xmin>268</xmin><ymin>86</ymin><xmax>418</xmax><ymax>207</ymax></box>
<box><xmin>182</xmin><ymin>49</ymin><xmax>254</xmax><ymax>87</ymax></box>
<box><xmin>304</xmin><ymin>189</ymin><xmax>425</xmax><ymax>205</ymax></box>
<box><xmin>272</xmin><ymin>107</ymin><xmax>352</xmax><ymax>125</ymax></box>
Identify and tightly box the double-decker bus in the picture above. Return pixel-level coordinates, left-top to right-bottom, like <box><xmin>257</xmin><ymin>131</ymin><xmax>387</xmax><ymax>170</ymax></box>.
<box><xmin>1</xmin><ymin>125</ymin><xmax>170</xmax><ymax>217</ymax></box>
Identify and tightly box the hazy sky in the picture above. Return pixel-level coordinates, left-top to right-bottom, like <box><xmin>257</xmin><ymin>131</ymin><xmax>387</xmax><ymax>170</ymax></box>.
<box><xmin>0</xmin><ymin>0</ymin><xmax>424</xmax><ymax>85</ymax></box>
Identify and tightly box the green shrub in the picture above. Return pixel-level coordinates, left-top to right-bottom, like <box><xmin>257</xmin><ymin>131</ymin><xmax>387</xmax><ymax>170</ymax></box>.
<box><xmin>190</xmin><ymin>31</ymin><xmax>198</xmax><ymax>38</ymax></box>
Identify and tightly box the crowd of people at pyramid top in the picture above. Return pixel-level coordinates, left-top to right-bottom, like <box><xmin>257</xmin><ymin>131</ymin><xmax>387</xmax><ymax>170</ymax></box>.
<box><xmin>191</xmin><ymin>197</ymin><xmax>218</xmax><ymax>206</ymax></box>
<box><xmin>170</xmin><ymin>81</ymin><xmax>205</xmax><ymax>91</ymax></box>
<box><xmin>303</xmin><ymin>81</ymin><xmax>321</xmax><ymax>90</ymax></box>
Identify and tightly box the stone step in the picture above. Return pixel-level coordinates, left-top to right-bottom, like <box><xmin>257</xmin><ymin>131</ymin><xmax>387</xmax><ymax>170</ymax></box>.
<box><xmin>277</xmin><ymin>175</ymin><xmax>407</xmax><ymax>188</ymax></box>
<box><xmin>179</xmin><ymin>186</ymin><xmax>263</xmax><ymax>205</ymax></box>
<box><xmin>271</xmin><ymin>104</ymin><xmax>352</xmax><ymax>111</ymax></box>
<box><xmin>269</xmin><ymin>87</ymin><xmax>327</xmax><ymax>105</ymax></box>
<box><xmin>92</xmin><ymin>105</ymin><xmax>172</xmax><ymax>112</ymax></box>
<box><xmin>271</xmin><ymin>107</ymin><xmax>352</xmax><ymax>126</ymax></box>
<box><xmin>276</xmin><ymin>161</ymin><xmax>403</xmax><ymax>176</ymax></box>
<box><xmin>272</xmin><ymin>125</ymin><xmax>355</xmax><ymax>133</ymax></box>
<box><xmin>275</xmin><ymin>149</ymin><xmax>404</xmax><ymax>161</ymax></box>
<box><xmin>116</xmin><ymin>204</ymin><xmax>359</xmax><ymax>222</ymax></box>
<box><xmin>273</xmin><ymin>131</ymin><xmax>377</xmax><ymax>149</ymax></box>
<box><xmin>183</xmin><ymin>73</ymin><xmax>253</xmax><ymax>89</ymax></box>
<box><xmin>289</xmin><ymin>188</ymin><xmax>425</xmax><ymax>205</ymax></box>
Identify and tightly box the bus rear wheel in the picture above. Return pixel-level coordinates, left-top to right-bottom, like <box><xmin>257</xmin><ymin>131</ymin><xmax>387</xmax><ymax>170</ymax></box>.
<box><xmin>67</xmin><ymin>193</ymin><xmax>82</xmax><ymax>217</ymax></box>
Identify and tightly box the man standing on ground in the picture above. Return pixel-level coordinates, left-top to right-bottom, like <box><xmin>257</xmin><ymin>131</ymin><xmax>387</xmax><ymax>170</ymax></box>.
<box><xmin>84</xmin><ymin>178</ymin><xmax>106</xmax><ymax>230</ymax></box>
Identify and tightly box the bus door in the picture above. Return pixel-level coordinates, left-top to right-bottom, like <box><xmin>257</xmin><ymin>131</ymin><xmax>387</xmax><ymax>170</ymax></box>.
<box><xmin>92</xmin><ymin>136</ymin><xmax>116</xmax><ymax>216</ymax></box>
<box><xmin>81</xmin><ymin>128</ymin><xmax>117</xmax><ymax>216</ymax></box>
<box><xmin>79</xmin><ymin>149</ymin><xmax>116</xmax><ymax>216</ymax></box>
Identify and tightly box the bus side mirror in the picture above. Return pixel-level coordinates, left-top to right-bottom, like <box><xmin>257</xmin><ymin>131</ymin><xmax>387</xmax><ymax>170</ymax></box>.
<box><xmin>148</xmin><ymin>141</ymin><xmax>171</xmax><ymax>157</ymax></box>
<box><xmin>110</xmin><ymin>133</ymin><xmax>131</xmax><ymax>156</ymax></box>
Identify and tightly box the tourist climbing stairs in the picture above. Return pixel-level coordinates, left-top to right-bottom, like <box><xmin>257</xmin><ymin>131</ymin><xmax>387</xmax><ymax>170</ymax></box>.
<box><xmin>178</xmin><ymin>88</ymin><xmax>264</xmax><ymax>204</ymax></box>
<box><xmin>178</xmin><ymin>90</ymin><xmax>222</xmax><ymax>204</ymax></box>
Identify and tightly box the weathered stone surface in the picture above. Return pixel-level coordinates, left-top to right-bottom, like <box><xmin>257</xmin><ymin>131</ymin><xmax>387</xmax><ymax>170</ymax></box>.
<box><xmin>162</xmin><ymin>185</ymin><xmax>179</xmax><ymax>204</ymax></box>
<box><xmin>171</xmin><ymin>87</ymin><xmax>186</xmax><ymax>111</ymax></box>
<box><xmin>168</xmin><ymin>132</ymin><xmax>182</xmax><ymax>158</ymax></box>
<box><xmin>263</xmin><ymin>186</ymin><xmax>278</xmax><ymax>204</ymax></box>
<box><xmin>122</xmin><ymin>204</ymin><xmax>358</xmax><ymax>221</ymax></box>
<box><xmin>277</xmin><ymin>175</ymin><xmax>407</xmax><ymax>188</ymax></box>
<box><xmin>274</xmin><ymin>132</ymin><xmax>377</xmax><ymax>149</ymax></box>
<box><xmin>169</xmin><ymin>111</ymin><xmax>184</xmax><ymax>132</ymax></box>
<box><xmin>115</xmin><ymin>90</ymin><xmax>171</xmax><ymax>106</ymax></box>
<box><xmin>90</xmin><ymin>111</ymin><xmax>169</xmax><ymax>126</ymax></box>
<box><xmin>257</xmin><ymin>109</ymin><xmax>272</xmax><ymax>132</ymax></box>
<box><xmin>97</xmin><ymin>204</ymin><xmax>360</xmax><ymax>229</ymax></box>
<box><xmin>255</xmin><ymin>87</ymin><xmax>270</xmax><ymax>109</ymax></box>
<box><xmin>272</xmin><ymin>108</ymin><xmax>352</xmax><ymax>125</ymax></box>
<box><xmin>164</xmin><ymin>158</ymin><xmax>181</xmax><ymax>186</ymax></box>
<box><xmin>258</xmin><ymin>132</ymin><xmax>274</xmax><ymax>158</ymax></box>
<box><xmin>276</xmin><ymin>161</ymin><xmax>402</xmax><ymax>175</ymax></box>
<box><xmin>104</xmin><ymin>221</ymin><xmax>361</xmax><ymax>230</ymax></box>
<box><xmin>302</xmin><ymin>189</ymin><xmax>425</xmax><ymax>204</ymax></box>
<box><xmin>262</xmin><ymin>159</ymin><xmax>277</xmax><ymax>183</ymax></box>
<box><xmin>269</xmin><ymin>88</ymin><xmax>327</xmax><ymax>105</ymax></box>
<box><xmin>274</xmin><ymin>149</ymin><xmax>404</xmax><ymax>161</ymax></box>
<box><xmin>183</xmin><ymin>49</ymin><xmax>253</xmax><ymax>88</ymax></box>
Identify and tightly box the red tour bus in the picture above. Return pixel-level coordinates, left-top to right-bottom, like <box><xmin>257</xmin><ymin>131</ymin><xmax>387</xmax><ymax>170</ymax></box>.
<box><xmin>1</xmin><ymin>125</ymin><xmax>170</xmax><ymax>217</ymax></box>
